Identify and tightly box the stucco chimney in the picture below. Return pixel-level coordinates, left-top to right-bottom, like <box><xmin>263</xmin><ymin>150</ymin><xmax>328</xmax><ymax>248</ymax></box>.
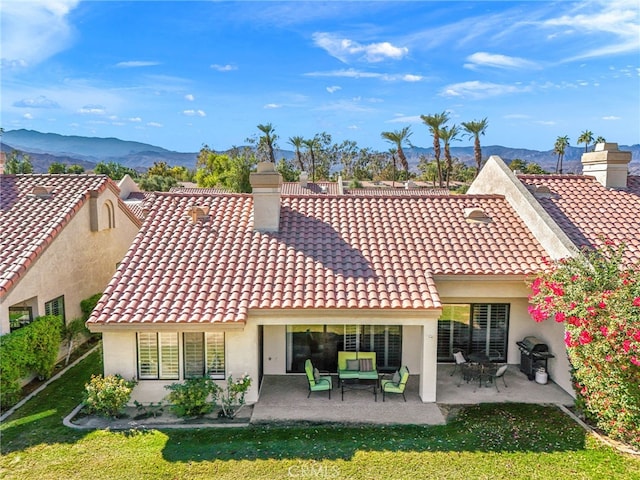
<box><xmin>299</xmin><ymin>171</ymin><xmax>308</xmax><ymax>188</ymax></box>
<box><xmin>581</xmin><ymin>143</ymin><xmax>631</xmax><ymax>189</ymax></box>
<box><xmin>250</xmin><ymin>161</ymin><xmax>282</xmax><ymax>232</ymax></box>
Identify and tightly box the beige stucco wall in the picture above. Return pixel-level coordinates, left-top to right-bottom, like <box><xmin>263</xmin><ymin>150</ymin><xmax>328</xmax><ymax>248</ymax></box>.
<box><xmin>435</xmin><ymin>276</ymin><xmax>574</xmax><ymax>397</ymax></box>
<box><xmin>0</xmin><ymin>189</ymin><xmax>139</xmax><ymax>334</ymax></box>
<box><xmin>101</xmin><ymin>325</ymin><xmax>261</xmax><ymax>405</ymax></box>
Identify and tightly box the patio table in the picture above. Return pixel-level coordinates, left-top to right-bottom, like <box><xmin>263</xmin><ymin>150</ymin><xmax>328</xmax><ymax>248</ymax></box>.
<box><xmin>341</xmin><ymin>378</ymin><xmax>377</xmax><ymax>401</ymax></box>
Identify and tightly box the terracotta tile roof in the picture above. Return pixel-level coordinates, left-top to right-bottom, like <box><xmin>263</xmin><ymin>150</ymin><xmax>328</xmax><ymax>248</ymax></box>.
<box><xmin>346</xmin><ymin>188</ymin><xmax>449</xmax><ymax>196</ymax></box>
<box><xmin>88</xmin><ymin>192</ymin><xmax>548</xmax><ymax>326</ymax></box>
<box><xmin>169</xmin><ymin>187</ymin><xmax>230</xmax><ymax>194</ymax></box>
<box><xmin>281</xmin><ymin>182</ymin><xmax>341</xmax><ymax>195</ymax></box>
<box><xmin>0</xmin><ymin>174</ymin><xmax>140</xmax><ymax>299</ymax></box>
<box><xmin>123</xmin><ymin>191</ymin><xmax>155</xmax><ymax>220</ymax></box>
<box><xmin>518</xmin><ymin>174</ymin><xmax>640</xmax><ymax>264</ymax></box>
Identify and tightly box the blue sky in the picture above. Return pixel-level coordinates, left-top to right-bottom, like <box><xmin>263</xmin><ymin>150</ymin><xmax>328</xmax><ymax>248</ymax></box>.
<box><xmin>1</xmin><ymin>1</ymin><xmax>639</xmax><ymax>153</ymax></box>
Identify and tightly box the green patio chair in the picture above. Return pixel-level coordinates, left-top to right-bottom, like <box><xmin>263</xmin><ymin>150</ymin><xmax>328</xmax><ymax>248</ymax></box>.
<box><xmin>381</xmin><ymin>366</ymin><xmax>410</xmax><ymax>402</ymax></box>
<box><xmin>304</xmin><ymin>359</ymin><xmax>333</xmax><ymax>399</ymax></box>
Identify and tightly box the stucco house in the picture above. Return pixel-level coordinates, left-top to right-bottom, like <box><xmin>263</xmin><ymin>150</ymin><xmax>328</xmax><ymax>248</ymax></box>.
<box><xmin>88</xmin><ymin>162</ymin><xmax>562</xmax><ymax>404</ymax></box>
<box><xmin>0</xmin><ymin>174</ymin><xmax>141</xmax><ymax>334</ymax></box>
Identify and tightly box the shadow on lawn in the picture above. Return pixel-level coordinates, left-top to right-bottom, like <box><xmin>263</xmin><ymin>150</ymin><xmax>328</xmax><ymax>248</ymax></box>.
<box><xmin>160</xmin><ymin>404</ymin><xmax>589</xmax><ymax>462</ymax></box>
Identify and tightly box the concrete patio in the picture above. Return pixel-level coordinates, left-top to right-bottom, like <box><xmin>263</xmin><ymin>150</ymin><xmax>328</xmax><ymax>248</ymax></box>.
<box><xmin>251</xmin><ymin>364</ymin><xmax>575</xmax><ymax>426</ymax></box>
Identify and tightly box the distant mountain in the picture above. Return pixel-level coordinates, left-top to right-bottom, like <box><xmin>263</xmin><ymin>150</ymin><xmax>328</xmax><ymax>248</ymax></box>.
<box><xmin>2</xmin><ymin>129</ymin><xmax>638</xmax><ymax>174</ymax></box>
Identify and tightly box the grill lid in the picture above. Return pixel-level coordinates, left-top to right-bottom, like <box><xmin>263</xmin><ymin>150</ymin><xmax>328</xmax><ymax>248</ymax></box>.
<box><xmin>517</xmin><ymin>336</ymin><xmax>549</xmax><ymax>353</ymax></box>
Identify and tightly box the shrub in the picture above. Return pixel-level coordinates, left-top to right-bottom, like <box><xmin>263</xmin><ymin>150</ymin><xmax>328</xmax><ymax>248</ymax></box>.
<box><xmin>165</xmin><ymin>377</ymin><xmax>216</xmax><ymax>417</ymax></box>
<box><xmin>84</xmin><ymin>374</ymin><xmax>137</xmax><ymax>418</ymax></box>
<box><xmin>0</xmin><ymin>315</ymin><xmax>63</xmax><ymax>410</ymax></box>
<box><xmin>80</xmin><ymin>293</ymin><xmax>103</xmax><ymax>321</ymax></box>
<box><xmin>528</xmin><ymin>242</ymin><xmax>640</xmax><ymax>449</ymax></box>
<box><xmin>214</xmin><ymin>373</ymin><xmax>252</xmax><ymax>419</ymax></box>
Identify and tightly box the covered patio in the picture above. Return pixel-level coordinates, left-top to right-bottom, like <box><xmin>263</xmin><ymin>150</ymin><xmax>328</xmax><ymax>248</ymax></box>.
<box><xmin>250</xmin><ymin>364</ymin><xmax>575</xmax><ymax>425</ymax></box>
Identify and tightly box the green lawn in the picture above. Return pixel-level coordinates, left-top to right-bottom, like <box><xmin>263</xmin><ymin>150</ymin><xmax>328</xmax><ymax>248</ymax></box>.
<box><xmin>1</xmin><ymin>349</ymin><xmax>638</xmax><ymax>480</ymax></box>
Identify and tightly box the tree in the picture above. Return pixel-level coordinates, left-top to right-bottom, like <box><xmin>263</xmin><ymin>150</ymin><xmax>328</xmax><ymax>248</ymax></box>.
<box><xmin>138</xmin><ymin>175</ymin><xmax>178</xmax><ymax>192</ymax></box>
<box><xmin>439</xmin><ymin>124</ymin><xmax>460</xmax><ymax>189</ymax></box>
<box><xmin>256</xmin><ymin>123</ymin><xmax>277</xmax><ymax>163</ymax></box>
<box><xmin>554</xmin><ymin>135</ymin><xmax>570</xmax><ymax>174</ymax></box>
<box><xmin>461</xmin><ymin>118</ymin><xmax>489</xmax><ymax>178</ymax></box>
<box><xmin>303</xmin><ymin>137</ymin><xmax>320</xmax><ymax>183</ymax></box>
<box><xmin>94</xmin><ymin>161</ymin><xmax>137</xmax><ymax>180</ymax></box>
<box><xmin>595</xmin><ymin>135</ymin><xmax>606</xmax><ymax>145</ymax></box>
<box><xmin>67</xmin><ymin>165</ymin><xmax>85</xmax><ymax>174</ymax></box>
<box><xmin>4</xmin><ymin>150</ymin><xmax>33</xmax><ymax>174</ymax></box>
<box><xmin>380</xmin><ymin>126</ymin><xmax>412</xmax><ymax>180</ymax></box>
<box><xmin>195</xmin><ymin>145</ymin><xmax>256</xmax><ymax>193</ymax></box>
<box><xmin>577</xmin><ymin>129</ymin><xmax>594</xmax><ymax>153</ymax></box>
<box><xmin>48</xmin><ymin>162</ymin><xmax>67</xmax><ymax>174</ymax></box>
<box><xmin>275</xmin><ymin>158</ymin><xmax>298</xmax><ymax>182</ymax></box>
<box><xmin>421</xmin><ymin>111</ymin><xmax>449</xmax><ymax>188</ymax></box>
<box><xmin>288</xmin><ymin>136</ymin><xmax>305</xmax><ymax>171</ymax></box>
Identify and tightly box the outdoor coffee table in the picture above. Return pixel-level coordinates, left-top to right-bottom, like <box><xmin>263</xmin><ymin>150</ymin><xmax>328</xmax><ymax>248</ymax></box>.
<box><xmin>340</xmin><ymin>378</ymin><xmax>377</xmax><ymax>401</ymax></box>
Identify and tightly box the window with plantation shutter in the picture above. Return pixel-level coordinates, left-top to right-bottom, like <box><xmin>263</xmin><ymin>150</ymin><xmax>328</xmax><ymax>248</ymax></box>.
<box><xmin>182</xmin><ymin>332</ymin><xmax>225</xmax><ymax>379</ymax></box>
<box><xmin>45</xmin><ymin>296</ymin><xmax>65</xmax><ymax>322</ymax></box>
<box><xmin>137</xmin><ymin>332</ymin><xmax>179</xmax><ymax>379</ymax></box>
<box><xmin>206</xmin><ymin>332</ymin><xmax>225</xmax><ymax>379</ymax></box>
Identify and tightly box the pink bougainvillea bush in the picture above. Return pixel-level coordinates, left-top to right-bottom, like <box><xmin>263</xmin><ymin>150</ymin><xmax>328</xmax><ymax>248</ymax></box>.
<box><xmin>527</xmin><ymin>242</ymin><xmax>640</xmax><ymax>449</ymax></box>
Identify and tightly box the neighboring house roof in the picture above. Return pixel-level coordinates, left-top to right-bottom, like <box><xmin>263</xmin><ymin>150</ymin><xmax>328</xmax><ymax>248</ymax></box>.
<box><xmin>281</xmin><ymin>182</ymin><xmax>341</xmax><ymax>195</ymax></box>
<box><xmin>88</xmin><ymin>192</ymin><xmax>548</xmax><ymax>326</ymax></box>
<box><xmin>518</xmin><ymin>174</ymin><xmax>640</xmax><ymax>264</ymax></box>
<box><xmin>0</xmin><ymin>174</ymin><xmax>141</xmax><ymax>299</ymax></box>
<box><xmin>345</xmin><ymin>188</ymin><xmax>450</xmax><ymax>196</ymax></box>
<box><xmin>122</xmin><ymin>191</ymin><xmax>156</xmax><ymax>220</ymax></box>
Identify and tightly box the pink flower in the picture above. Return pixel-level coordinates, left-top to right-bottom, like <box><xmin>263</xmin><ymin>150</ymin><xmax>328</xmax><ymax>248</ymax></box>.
<box><xmin>579</xmin><ymin>330</ymin><xmax>593</xmax><ymax>345</ymax></box>
<box><xmin>623</xmin><ymin>339</ymin><xmax>632</xmax><ymax>353</ymax></box>
<box><xmin>633</xmin><ymin>330</ymin><xmax>640</xmax><ymax>342</ymax></box>
<box><xmin>598</xmin><ymin>301</ymin><xmax>606</xmax><ymax>309</ymax></box>
<box><xmin>605</xmin><ymin>354</ymin><xmax>613</xmax><ymax>362</ymax></box>
<box><xmin>564</xmin><ymin>331</ymin><xmax>575</xmax><ymax>347</ymax></box>
<box><xmin>547</xmin><ymin>281</ymin><xmax>565</xmax><ymax>296</ymax></box>
<box><xmin>555</xmin><ymin>312</ymin><xmax>566</xmax><ymax>323</ymax></box>
<box><xmin>631</xmin><ymin>357</ymin><xmax>640</xmax><ymax>367</ymax></box>
<box><xmin>600</xmin><ymin>326</ymin><xmax>609</xmax><ymax>337</ymax></box>
<box><xmin>633</xmin><ymin>297</ymin><xmax>640</xmax><ymax>307</ymax></box>
<box><xmin>531</xmin><ymin>277</ymin><xmax>542</xmax><ymax>295</ymax></box>
<box><xmin>528</xmin><ymin>306</ymin><xmax>548</xmax><ymax>323</ymax></box>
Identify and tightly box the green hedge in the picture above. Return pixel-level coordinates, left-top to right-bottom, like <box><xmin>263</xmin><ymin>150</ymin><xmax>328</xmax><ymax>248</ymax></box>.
<box><xmin>80</xmin><ymin>293</ymin><xmax>103</xmax><ymax>321</ymax></box>
<box><xmin>0</xmin><ymin>315</ymin><xmax>64</xmax><ymax>409</ymax></box>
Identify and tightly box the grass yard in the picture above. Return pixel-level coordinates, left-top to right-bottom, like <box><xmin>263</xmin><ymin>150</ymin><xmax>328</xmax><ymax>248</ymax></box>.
<box><xmin>1</xmin><ymin>349</ymin><xmax>638</xmax><ymax>480</ymax></box>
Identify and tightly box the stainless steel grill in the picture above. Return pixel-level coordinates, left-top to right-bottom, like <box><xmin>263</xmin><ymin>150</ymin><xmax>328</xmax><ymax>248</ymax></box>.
<box><xmin>516</xmin><ymin>336</ymin><xmax>554</xmax><ymax>380</ymax></box>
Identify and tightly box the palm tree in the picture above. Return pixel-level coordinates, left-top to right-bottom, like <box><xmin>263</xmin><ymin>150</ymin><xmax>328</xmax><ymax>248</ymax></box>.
<box><xmin>420</xmin><ymin>111</ymin><xmax>449</xmax><ymax>188</ymax></box>
<box><xmin>595</xmin><ymin>135</ymin><xmax>606</xmax><ymax>146</ymax></box>
<box><xmin>380</xmin><ymin>127</ymin><xmax>412</xmax><ymax>180</ymax></box>
<box><xmin>257</xmin><ymin>123</ymin><xmax>277</xmax><ymax>163</ymax></box>
<box><xmin>461</xmin><ymin>118</ymin><xmax>489</xmax><ymax>178</ymax></box>
<box><xmin>577</xmin><ymin>130</ymin><xmax>594</xmax><ymax>153</ymax></box>
<box><xmin>554</xmin><ymin>135</ymin><xmax>570</xmax><ymax>174</ymax></box>
<box><xmin>288</xmin><ymin>136</ymin><xmax>305</xmax><ymax>171</ymax></box>
<box><xmin>388</xmin><ymin>148</ymin><xmax>398</xmax><ymax>188</ymax></box>
<box><xmin>438</xmin><ymin>124</ymin><xmax>460</xmax><ymax>189</ymax></box>
<box><xmin>302</xmin><ymin>137</ymin><xmax>320</xmax><ymax>182</ymax></box>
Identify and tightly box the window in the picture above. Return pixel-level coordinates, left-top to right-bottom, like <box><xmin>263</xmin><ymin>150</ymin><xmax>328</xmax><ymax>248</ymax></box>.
<box><xmin>102</xmin><ymin>200</ymin><xmax>115</xmax><ymax>229</ymax></box>
<box><xmin>437</xmin><ymin>303</ymin><xmax>509</xmax><ymax>362</ymax></box>
<box><xmin>137</xmin><ymin>332</ymin><xmax>179</xmax><ymax>380</ymax></box>
<box><xmin>184</xmin><ymin>332</ymin><xmax>225</xmax><ymax>379</ymax></box>
<box><xmin>45</xmin><ymin>296</ymin><xmax>65</xmax><ymax>322</ymax></box>
<box><xmin>286</xmin><ymin>324</ymin><xmax>402</xmax><ymax>373</ymax></box>
<box><xmin>9</xmin><ymin>306</ymin><xmax>33</xmax><ymax>331</ymax></box>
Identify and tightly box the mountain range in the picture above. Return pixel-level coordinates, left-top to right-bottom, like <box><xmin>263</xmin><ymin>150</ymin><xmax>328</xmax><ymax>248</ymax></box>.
<box><xmin>2</xmin><ymin>129</ymin><xmax>639</xmax><ymax>174</ymax></box>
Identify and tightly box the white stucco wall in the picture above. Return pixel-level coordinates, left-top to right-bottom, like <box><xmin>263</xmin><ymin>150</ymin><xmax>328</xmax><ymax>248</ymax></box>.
<box><xmin>0</xmin><ymin>189</ymin><xmax>139</xmax><ymax>334</ymax></box>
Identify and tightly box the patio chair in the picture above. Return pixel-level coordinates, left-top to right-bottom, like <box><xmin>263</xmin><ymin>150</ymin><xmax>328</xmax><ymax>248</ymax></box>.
<box><xmin>381</xmin><ymin>366</ymin><xmax>409</xmax><ymax>402</ymax></box>
<box><xmin>304</xmin><ymin>359</ymin><xmax>333</xmax><ymax>399</ymax></box>
<box><xmin>450</xmin><ymin>348</ymin><xmax>468</xmax><ymax>377</ymax></box>
<box><xmin>482</xmin><ymin>364</ymin><xmax>509</xmax><ymax>392</ymax></box>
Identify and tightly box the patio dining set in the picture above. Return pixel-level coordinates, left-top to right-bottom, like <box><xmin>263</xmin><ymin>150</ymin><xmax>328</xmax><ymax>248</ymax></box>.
<box><xmin>451</xmin><ymin>349</ymin><xmax>509</xmax><ymax>392</ymax></box>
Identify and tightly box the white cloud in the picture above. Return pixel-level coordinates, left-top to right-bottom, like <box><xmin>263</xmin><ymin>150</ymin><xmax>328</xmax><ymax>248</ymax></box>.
<box><xmin>312</xmin><ymin>32</ymin><xmax>408</xmax><ymax>63</ymax></box>
<box><xmin>0</xmin><ymin>0</ymin><xmax>80</xmax><ymax>68</ymax></box>
<box><xmin>440</xmin><ymin>81</ymin><xmax>528</xmax><ymax>99</ymax></box>
<box><xmin>503</xmin><ymin>114</ymin><xmax>531</xmax><ymax>119</ymax></box>
<box><xmin>264</xmin><ymin>103</ymin><xmax>282</xmax><ymax>109</ymax></box>
<box><xmin>464</xmin><ymin>52</ymin><xmax>539</xmax><ymax>70</ymax></box>
<box><xmin>210</xmin><ymin>64</ymin><xmax>237</xmax><ymax>72</ymax></box>
<box><xmin>183</xmin><ymin>109</ymin><xmax>206</xmax><ymax>117</ymax></box>
<box><xmin>147</xmin><ymin>122</ymin><xmax>163</xmax><ymax>128</ymax></box>
<box><xmin>305</xmin><ymin>68</ymin><xmax>422</xmax><ymax>82</ymax></box>
<box><xmin>326</xmin><ymin>86</ymin><xmax>341</xmax><ymax>93</ymax></box>
<box><xmin>115</xmin><ymin>61</ymin><xmax>160</xmax><ymax>68</ymax></box>
<box><xmin>602</xmin><ymin>115</ymin><xmax>621</xmax><ymax>120</ymax></box>
<box><xmin>387</xmin><ymin>115</ymin><xmax>423</xmax><ymax>124</ymax></box>
<box><xmin>13</xmin><ymin>95</ymin><xmax>60</xmax><ymax>108</ymax></box>
<box><xmin>129</xmin><ymin>117</ymin><xmax>142</xmax><ymax>122</ymax></box>
<box><xmin>535</xmin><ymin>120</ymin><xmax>556</xmax><ymax>126</ymax></box>
<box><xmin>348</xmin><ymin>125</ymin><xmax>359</xmax><ymax>130</ymax></box>
<box><xmin>23</xmin><ymin>113</ymin><xmax>34</xmax><ymax>120</ymax></box>
<box><xmin>78</xmin><ymin>105</ymin><xmax>107</xmax><ymax>115</ymax></box>
<box><xmin>185</xmin><ymin>94</ymin><xmax>195</xmax><ymax>101</ymax></box>
<box><xmin>401</xmin><ymin>74</ymin><xmax>424</xmax><ymax>82</ymax></box>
